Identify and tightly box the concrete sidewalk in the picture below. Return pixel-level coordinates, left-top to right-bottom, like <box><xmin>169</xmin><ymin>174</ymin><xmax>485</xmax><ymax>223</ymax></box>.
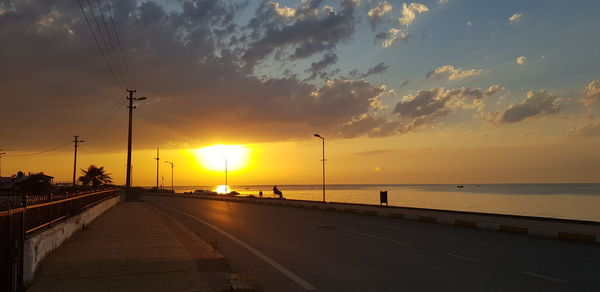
<box><xmin>27</xmin><ymin>202</ymin><xmax>241</xmax><ymax>292</ymax></box>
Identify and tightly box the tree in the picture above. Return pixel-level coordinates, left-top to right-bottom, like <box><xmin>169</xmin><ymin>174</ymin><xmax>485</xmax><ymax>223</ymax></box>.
<box><xmin>79</xmin><ymin>165</ymin><xmax>112</xmax><ymax>188</ymax></box>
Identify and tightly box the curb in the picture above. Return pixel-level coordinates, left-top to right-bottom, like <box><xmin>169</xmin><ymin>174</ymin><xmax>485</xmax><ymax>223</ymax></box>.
<box><xmin>144</xmin><ymin>193</ymin><xmax>600</xmax><ymax>245</ymax></box>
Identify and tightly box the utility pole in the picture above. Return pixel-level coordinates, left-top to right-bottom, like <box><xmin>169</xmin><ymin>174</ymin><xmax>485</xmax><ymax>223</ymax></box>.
<box><xmin>224</xmin><ymin>157</ymin><xmax>228</xmax><ymax>188</ymax></box>
<box><xmin>0</xmin><ymin>150</ymin><xmax>6</xmax><ymax>177</ymax></box>
<box><xmin>154</xmin><ymin>148</ymin><xmax>159</xmax><ymax>190</ymax></box>
<box><xmin>72</xmin><ymin>136</ymin><xmax>84</xmax><ymax>186</ymax></box>
<box><xmin>164</xmin><ymin>161</ymin><xmax>174</xmax><ymax>192</ymax></box>
<box><xmin>125</xmin><ymin>89</ymin><xmax>146</xmax><ymax>200</ymax></box>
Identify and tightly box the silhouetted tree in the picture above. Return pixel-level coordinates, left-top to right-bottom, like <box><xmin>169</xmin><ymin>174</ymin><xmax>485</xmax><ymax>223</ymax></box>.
<box><xmin>79</xmin><ymin>165</ymin><xmax>112</xmax><ymax>188</ymax></box>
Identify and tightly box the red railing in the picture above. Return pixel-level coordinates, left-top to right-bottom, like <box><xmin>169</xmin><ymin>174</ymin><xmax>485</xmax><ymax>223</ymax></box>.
<box><xmin>0</xmin><ymin>189</ymin><xmax>120</xmax><ymax>292</ymax></box>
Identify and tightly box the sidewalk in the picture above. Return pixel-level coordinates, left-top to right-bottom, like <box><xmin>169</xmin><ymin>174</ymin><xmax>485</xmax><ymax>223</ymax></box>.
<box><xmin>27</xmin><ymin>202</ymin><xmax>236</xmax><ymax>292</ymax></box>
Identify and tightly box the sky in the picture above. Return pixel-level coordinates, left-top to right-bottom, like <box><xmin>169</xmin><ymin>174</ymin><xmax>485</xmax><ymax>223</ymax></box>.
<box><xmin>1</xmin><ymin>0</ymin><xmax>600</xmax><ymax>186</ymax></box>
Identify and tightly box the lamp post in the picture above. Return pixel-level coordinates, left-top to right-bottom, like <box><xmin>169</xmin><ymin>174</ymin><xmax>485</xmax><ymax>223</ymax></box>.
<box><xmin>164</xmin><ymin>161</ymin><xmax>174</xmax><ymax>191</ymax></box>
<box><xmin>314</xmin><ymin>134</ymin><xmax>326</xmax><ymax>203</ymax></box>
<box><xmin>125</xmin><ymin>89</ymin><xmax>146</xmax><ymax>200</ymax></box>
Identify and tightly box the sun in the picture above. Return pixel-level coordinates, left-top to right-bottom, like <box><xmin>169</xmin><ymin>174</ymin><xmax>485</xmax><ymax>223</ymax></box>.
<box><xmin>194</xmin><ymin>145</ymin><xmax>250</xmax><ymax>172</ymax></box>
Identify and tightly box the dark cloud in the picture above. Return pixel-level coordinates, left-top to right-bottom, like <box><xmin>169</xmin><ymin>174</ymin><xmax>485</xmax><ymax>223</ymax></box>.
<box><xmin>0</xmin><ymin>0</ymin><xmax>385</xmax><ymax>151</ymax></box>
<box><xmin>304</xmin><ymin>52</ymin><xmax>338</xmax><ymax>80</ymax></box>
<box><xmin>360</xmin><ymin>62</ymin><xmax>389</xmax><ymax>78</ymax></box>
<box><xmin>494</xmin><ymin>90</ymin><xmax>559</xmax><ymax>124</ymax></box>
<box><xmin>348</xmin><ymin>62</ymin><xmax>389</xmax><ymax>79</ymax></box>
<box><xmin>243</xmin><ymin>0</ymin><xmax>359</xmax><ymax>69</ymax></box>
<box><xmin>392</xmin><ymin>85</ymin><xmax>504</xmax><ymax>131</ymax></box>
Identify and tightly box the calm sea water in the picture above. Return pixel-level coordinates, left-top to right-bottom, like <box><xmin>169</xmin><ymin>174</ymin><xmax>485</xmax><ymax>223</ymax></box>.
<box><xmin>171</xmin><ymin>184</ymin><xmax>600</xmax><ymax>222</ymax></box>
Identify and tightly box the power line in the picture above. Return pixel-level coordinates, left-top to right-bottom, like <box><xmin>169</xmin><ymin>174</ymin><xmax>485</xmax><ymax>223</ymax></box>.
<box><xmin>85</xmin><ymin>0</ymin><xmax>127</xmax><ymax>89</ymax></box>
<box><xmin>77</xmin><ymin>0</ymin><xmax>125</xmax><ymax>91</ymax></box>
<box><xmin>5</xmin><ymin>141</ymin><xmax>72</xmax><ymax>157</ymax></box>
<box><xmin>104</xmin><ymin>0</ymin><xmax>132</xmax><ymax>86</ymax></box>
<box><xmin>95</xmin><ymin>0</ymin><xmax>128</xmax><ymax>88</ymax></box>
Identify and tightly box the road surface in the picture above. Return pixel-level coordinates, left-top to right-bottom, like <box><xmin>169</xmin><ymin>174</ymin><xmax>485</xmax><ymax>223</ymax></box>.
<box><xmin>144</xmin><ymin>195</ymin><xmax>600</xmax><ymax>291</ymax></box>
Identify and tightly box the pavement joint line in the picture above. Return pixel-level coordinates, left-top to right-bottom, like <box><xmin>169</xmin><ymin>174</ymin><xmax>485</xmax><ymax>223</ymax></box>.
<box><xmin>444</xmin><ymin>252</ymin><xmax>475</xmax><ymax>261</ymax></box>
<box><xmin>162</xmin><ymin>205</ymin><xmax>317</xmax><ymax>291</ymax></box>
<box><xmin>520</xmin><ymin>271</ymin><xmax>567</xmax><ymax>283</ymax></box>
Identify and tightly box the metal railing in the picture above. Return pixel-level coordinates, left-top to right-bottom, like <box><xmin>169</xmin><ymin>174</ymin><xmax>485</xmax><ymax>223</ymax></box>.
<box><xmin>0</xmin><ymin>188</ymin><xmax>120</xmax><ymax>292</ymax></box>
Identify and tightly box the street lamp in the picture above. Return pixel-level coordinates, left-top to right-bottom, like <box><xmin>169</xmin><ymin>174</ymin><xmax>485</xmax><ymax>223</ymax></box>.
<box><xmin>125</xmin><ymin>89</ymin><xmax>146</xmax><ymax>200</ymax></box>
<box><xmin>314</xmin><ymin>134</ymin><xmax>326</xmax><ymax>203</ymax></box>
<box><xmin>164</xmin><ymin>161</ymin><xmax>175</xmax><ymax>192</ymax></box>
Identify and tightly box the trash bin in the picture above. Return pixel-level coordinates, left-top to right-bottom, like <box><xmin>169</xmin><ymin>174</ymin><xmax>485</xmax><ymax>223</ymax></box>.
<box><xmin>380</xmin><ymin>191</ymin><xmax>388</xmax><ymax>206</ymax></box>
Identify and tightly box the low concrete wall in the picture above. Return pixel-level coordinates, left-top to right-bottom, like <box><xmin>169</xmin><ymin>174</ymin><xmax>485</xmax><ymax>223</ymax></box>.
<box><xmin>23</xmin><ymin>194</ymin><xmax>121</xmax><ymax>285</ymax></box>
<box><xmin>145</xmin><ymin>193</ymin><xmax>600</xmax><ymax>245</ymax></box>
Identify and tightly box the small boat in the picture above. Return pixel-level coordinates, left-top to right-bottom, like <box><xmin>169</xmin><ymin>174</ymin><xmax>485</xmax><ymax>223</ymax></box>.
<box><xmin>457</xmin><ymin>185</ymin><xmax>464</xmax><ymax>188</ymax></box>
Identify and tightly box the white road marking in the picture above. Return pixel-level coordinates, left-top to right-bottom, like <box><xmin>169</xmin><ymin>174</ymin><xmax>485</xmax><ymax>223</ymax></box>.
<box><xmin>281</xmin><ymin>215</ymin><xmax>413</xmax><ymax>246</ymax></box>
<box><xmin>521</xmin><ymin>271</ymin><xmax>567</xmax><ymax>283</ymax></box>
<box><xmin>163</xmin><ymin>206</ymin><xmax>317</xmax><ymax>290</ymax></box>
<box><xmin>444</xmin><ymin>252</ymin><xmax>475</xmax><ymax>261</ymax></box>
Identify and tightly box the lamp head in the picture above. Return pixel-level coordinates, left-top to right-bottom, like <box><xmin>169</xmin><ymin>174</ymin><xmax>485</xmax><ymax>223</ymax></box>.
<box><xmin>135</xmin><ymin>96</ymin><xmax>147</xmax><ymax>101</ymax></box>
<box><xmin>314</xmin><ymin>134</ymin><xmax>322</xmax><ymax>138</ymax></box>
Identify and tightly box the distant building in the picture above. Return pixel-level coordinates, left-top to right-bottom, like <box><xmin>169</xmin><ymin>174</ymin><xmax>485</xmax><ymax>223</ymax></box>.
<box><xmin>0</xmin><ymin>171</ymin><xmax>54</xmax><ymax>191</ymax></box>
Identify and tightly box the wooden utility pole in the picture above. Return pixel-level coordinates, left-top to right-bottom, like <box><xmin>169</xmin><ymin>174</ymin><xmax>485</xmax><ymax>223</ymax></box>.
<box><xmin>72</xmin><ymin>136</ymin><xmax>84</xmax><ymax>185</ymax></box>
<box><xmin>125</xmin><ymin>89</ymin><xmax>146</xmax><ymax>200</ymax></box>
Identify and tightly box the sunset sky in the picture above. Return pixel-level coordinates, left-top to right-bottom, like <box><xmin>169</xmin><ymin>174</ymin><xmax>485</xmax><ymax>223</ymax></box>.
<box><xmin>2</xmin><ymin>0</ymin><xmax>600</xmax><ymax>185</ymax></box>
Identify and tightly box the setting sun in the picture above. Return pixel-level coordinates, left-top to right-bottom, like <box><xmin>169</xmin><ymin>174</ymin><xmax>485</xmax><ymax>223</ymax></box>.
<box><xmin>194</xmin><ymin>145</ymin><xmax>250</xmax><ymax>172</ymax></box>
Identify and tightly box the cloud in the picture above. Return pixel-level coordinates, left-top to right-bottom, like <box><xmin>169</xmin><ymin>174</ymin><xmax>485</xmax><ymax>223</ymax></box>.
<box><xmin>378</xmin><ymin>28</ymin><xmax>408</xmax><ymax>48</ymax></box>
<box><xmin>509</xmin><ymin>13</ymin><xmax>522</xmax><ymax>24</ymax></box>
<box><xmin>244</xmin><ymin>0</ymin><xmax>359</xmax><ymax>68</ymax></box>
<box><xmin>367</xmin><ymin>1</ymin><xmax>393</xmax><ymax>28</ymax></box>
<box><xmin>582</xmin><ymin>80</ymin><xmax>600</xmax><ymax>106</ymax></box>
<box><xmin>360</xmin><ymin>62</ymin><xmax>389</xmax><ymax>78</ymax></box>
<box><xmin>0</xmin><ymin>0</ymin><xmax>391</xmax><ymax>150</ymax></box>
<box><xmin>400</xmin><ymin>81</ymin><xmax>411</xmax><ymax>87</ymax></box>
<box><xmin>398</xmin><ymin>3</ymin><xmax>429</xmax><ymax>26</ymax></box>
<box><xmin>516</xmin><ymin>56</ymin><xmax>527</xmax><ymax>65</ymax></box>
<box><xmin>426</xmin><ymin>65</ymin><xmax>486</xmax><ymax>81</ymax></box>
<box><xmin>568</xmin><ymin>120</ymin><xmax>600</xmax><ymax>138</ymax></box>
<box><xmin>493</xmin><ymin>90</ymin><xmax>559</xmax><ymax>124</ymax></box>
<box><xmin>437</xmin><ymin>0</ymin><xmax>450</xmax><ymax>4</ymax></box>
<box><xmin>305</xmin><ymin>52</ymin><xmax>338</xmax><ymax>80</ymax></box>
<box><xmin>267</xmin><ymin>2</ymin><xmax>296</xmax><ymax>19</ymax></box>
<box><xmin>353</xmin><ymin>149</ymin><xmax>395</xmax><ymax>156</ymax></box>
<box><xmin>392</xmin><ymin>85</ymin><xmax>504</xmax><ymax>131</ymax></box>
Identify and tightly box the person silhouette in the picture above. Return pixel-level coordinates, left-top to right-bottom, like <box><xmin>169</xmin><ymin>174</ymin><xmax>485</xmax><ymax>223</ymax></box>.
<box><xmin>259</xmin><ymin>190</ymin><xmax>263</xmax><ymax>198</ymax></box>
<box><xmin>273</xmin><ymin>185</ymin><xmax>283</xmax><ymax>198</ymax></box>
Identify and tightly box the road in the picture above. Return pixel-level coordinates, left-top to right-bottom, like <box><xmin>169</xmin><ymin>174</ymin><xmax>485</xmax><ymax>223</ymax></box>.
<box><xmin>144</xmin><ymin>195</ymin><xmax>600</xmax><ymax>291</ymax></box>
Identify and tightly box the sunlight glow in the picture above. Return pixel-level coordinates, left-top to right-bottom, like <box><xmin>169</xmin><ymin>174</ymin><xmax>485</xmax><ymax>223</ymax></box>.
<box><xmin>195</xmin><ymin>145</ymin><xmax>250</xmax><ymax>172</ymax></box>
<box><xmin>215</xmin><ymin>185</ymin><xmax>231</xmax><ymax>194</ymax></box>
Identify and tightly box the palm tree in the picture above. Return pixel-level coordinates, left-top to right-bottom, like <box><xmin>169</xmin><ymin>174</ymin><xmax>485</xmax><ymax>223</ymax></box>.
<box><xmin>79</xmin><ymin>165</ymin><xmax>112</xmax><ymax>188</ymax></box>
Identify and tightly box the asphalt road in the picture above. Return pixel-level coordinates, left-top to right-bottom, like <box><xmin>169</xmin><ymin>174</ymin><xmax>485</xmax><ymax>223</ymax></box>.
<box><xmin>144</xmin><ymin>195</ymin><xmax>600</xmax><ymax>292</ymax></box>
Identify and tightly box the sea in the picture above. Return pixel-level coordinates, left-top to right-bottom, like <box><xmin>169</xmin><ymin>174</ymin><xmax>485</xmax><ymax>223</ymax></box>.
<box><xmin>170</xmin><ymin>184</ymin><xmax>600</xmax><ymax>222</ymax></box>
